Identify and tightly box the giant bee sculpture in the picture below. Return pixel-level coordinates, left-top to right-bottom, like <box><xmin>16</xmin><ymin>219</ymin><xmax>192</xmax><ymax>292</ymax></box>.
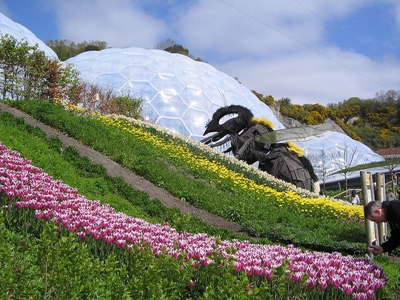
<box><xmin>201</xmin><ymin>105</ymin><xmax>318</xmax><ymax>192</ymax></box>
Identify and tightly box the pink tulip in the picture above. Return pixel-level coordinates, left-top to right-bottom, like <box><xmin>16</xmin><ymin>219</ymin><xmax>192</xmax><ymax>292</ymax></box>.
<box><xmin>353</xmin><ymin>293</ymin><xmax>368</xmax><ymax>300</ymax></box>
<box><xmin>0</xmin><ymin>142</ymin><xmax>389</xmax><ymax>298</ymax></box>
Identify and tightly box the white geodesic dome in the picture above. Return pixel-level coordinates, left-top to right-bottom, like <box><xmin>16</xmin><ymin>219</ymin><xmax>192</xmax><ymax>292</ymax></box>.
<box><xmin>0</xmin><ymin>12</ymin><xmax>58</xmax><ymax>59</ymax></box>
<box><xmin>66</xmin><ymin>47</ymin><xmax>285</xmax><ymax>140</ymax></box>
<box><xmin>294</xmin><ymin>131</ymin><xmax>385</xmax><ymax>180</ymax></box>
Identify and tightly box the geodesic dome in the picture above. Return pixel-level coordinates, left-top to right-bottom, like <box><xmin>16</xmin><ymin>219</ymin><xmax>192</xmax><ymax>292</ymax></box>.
<box><xmin>295</xmin><ymin>131</ymin><xmax>385</xmax><ymax>180</ymax></box>
<box><xmin>66</xmin><ymin>47</ymin><xmax>285</xmax><ymax>140</ymax></box>
<box><xmin>0</xmin><ymin>12</ymin><xmax>58</xmax><ymax>59</ymax></box>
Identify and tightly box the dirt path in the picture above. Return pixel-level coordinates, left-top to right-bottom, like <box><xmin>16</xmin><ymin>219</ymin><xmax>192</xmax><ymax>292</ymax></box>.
<box><xmin>0</xmin><ymin>102</ymin><xmax>247</xmax><ymax>237</ymax></box>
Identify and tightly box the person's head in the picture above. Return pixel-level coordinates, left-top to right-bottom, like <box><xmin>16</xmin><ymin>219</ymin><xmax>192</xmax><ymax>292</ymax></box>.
<box><xmin>364</xmin><ymin>201</ymin><xmax>386</xmax><ymax>223</ymax></box>
<box><xmin>351</xmin><ymin>189</ymin><xmax>357</xmax><ymax>197</ymax></box>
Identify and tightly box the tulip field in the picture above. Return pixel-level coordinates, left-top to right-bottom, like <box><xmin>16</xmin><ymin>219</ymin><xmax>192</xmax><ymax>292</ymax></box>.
<box><xmin>1</xmin><ymin>100</ymin><xmax>399</xmax><ymax>299</ymax></box>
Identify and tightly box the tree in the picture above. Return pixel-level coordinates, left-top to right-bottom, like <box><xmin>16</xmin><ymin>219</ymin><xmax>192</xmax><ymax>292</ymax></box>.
<box><xmin>164</xmin><ymin>44</ymin><xmax>189</xmax><ymax>56</ymax></box>
<box><xmin>0</xmin><ymin>34</ymin><xmax>34</xmax><ymax>99</ymax></box>
<box><xmin>154</xmin><ymin>38</ymin><xmax>177</xmax><ymax>50</ymax></box>
<box><xmin>330</xmin><ymin>142</ymin><xmax>366</xmax><ymax>190</ymax></box>
<box><xmin>0</xmin><ymin>34</ymin><xmax>86</xmax><ymax>103</ymax></box>
<box><xmin>375</xmin><ymin>89</ymin><xmax>400</xmax><ymax>105</ymax></box>
<box><xmin>154</xmin><ymin>39</ymin><xmax>203</xmax><ymax>61</ymax></box>
<box><xmin>46</xmin><ymin>39</ymin><xmax>107</xmax><ymax>61</ymax></box>
<box><xmin>0</xmin><ymin>34</ymin><xmax>63</xmax><ymax>101</ymax></box>
<box><xmin>308</xmin><ymin>149</ymin><xmax>331</xmax><ymax>191</ymax></box>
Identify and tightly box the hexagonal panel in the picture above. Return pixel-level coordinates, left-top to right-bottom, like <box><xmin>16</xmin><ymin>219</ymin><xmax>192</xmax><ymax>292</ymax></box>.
<box><xmin>95</xmin><ymin>73</ymin><xmax>127</xmax><ymax>90</ymax></box>
<box><xmin>149</xmin><ymin>73</ymin><xmax>185</xmax><ymax>93</ymax></box>
<box><xmin>88</xmin><ymin>60</ymin><xmax>125</xmax><ymax>74</ymax></box>
<box><xmin>156</xmin><ymin>117</ymin><xmax>190</xmax><ymax>137</ymax></box>
<box><xmin>142</xmin><ymin>103</ymin><xmax>161</xmax><ymax>123</ymax></box>
<box><xmin>120</xmin><ymin>65</ymin><xmax>156</xmax><ymax>81</ymax></box>
<box><xmin>179</xmin><ymin>87</ymin><xmax>211</xmax><ymax>110</ymax></box>
<box><xmin>151</xmin><ymin>92</ymin><xmax>187</xmax><ymax>118</ymax></box>
<box><xmin>182</xmin><ymin>108</ymin><xmax>211</xmax><ymax>137</ymax></box>
<box><xmin>120</xmin><ymin>81</ymin><xmax>157</xmax><ymax>102</ymax></box>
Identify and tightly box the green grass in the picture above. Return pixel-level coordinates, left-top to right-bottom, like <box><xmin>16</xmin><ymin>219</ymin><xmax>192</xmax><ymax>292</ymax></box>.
<box><xmin>1</xmin><ymin>100</ymin><xmax>400</xmax><ymax>298</ymax></box>
<box><xmin>1</xmin><ymin>100</ymin><xmax>367</xmax><ymax>252</ymax></box>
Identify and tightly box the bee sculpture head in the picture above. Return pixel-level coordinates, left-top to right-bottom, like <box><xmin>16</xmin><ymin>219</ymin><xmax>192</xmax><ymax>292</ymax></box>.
<box><xmin>201</xmin><ymin>105</ymin><xmax>318</xmax><ymax>192</ymax></box>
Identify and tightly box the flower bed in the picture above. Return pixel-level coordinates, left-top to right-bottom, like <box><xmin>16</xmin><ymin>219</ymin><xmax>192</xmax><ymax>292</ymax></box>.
<box><xmin>2</xmin><ymin>100</ymin><xmax>368</xmax><ymax>252</ymax></box>
<box><xmin>0</xmin><ymin>141</ymin><xmax>388</xmax><ymax>299</ymax></box>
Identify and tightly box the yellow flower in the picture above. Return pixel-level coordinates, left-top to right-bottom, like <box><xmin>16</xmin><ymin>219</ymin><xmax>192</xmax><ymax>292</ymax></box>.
<box><xmin>60</xmin><ymin>103</ymin><xmax>363</xmax><ymax>220</ymax></box>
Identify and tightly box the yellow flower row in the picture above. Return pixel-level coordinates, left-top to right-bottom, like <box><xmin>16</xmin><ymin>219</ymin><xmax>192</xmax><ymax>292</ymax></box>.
<box><xmin>64</xmin><ymin>103</ymin><xmax>364</xmax><ymax>219</ymax></box>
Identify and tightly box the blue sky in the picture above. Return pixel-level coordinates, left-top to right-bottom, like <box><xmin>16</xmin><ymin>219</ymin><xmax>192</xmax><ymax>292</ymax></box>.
<box><xmin>1</xmin><ymin>0</ymin><xmax>399</xmax><ymax>106</ymax></box>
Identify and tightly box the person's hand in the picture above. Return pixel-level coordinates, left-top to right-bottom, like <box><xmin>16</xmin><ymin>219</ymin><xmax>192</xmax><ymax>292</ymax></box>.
<box><xmin>368</xmin><ymin>245</ymin><xmax>384</xmax><ymax>255</ymax></box>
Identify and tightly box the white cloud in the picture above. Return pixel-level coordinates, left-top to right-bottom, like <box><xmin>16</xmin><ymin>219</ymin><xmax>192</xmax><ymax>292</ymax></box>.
<box><xmin>389</xmin><ymin>0</ymin><xmax>400</xmax><ymax>30</ymax></box>
<box><xmin>42</xmin><ymin>0</ymin><xmax>400</xmax><ymax>105</ymax></box>
<box><xmin>51</xmin><ymin>0</ymin><xmax>167</xmax><ymax>48</ymax></box>
<box><xmin>176</xmin><ymin>0</ymin><xmax>326</xmax><ymax>59</ymax></box>
<box><xmin>213</xmin><ymin>46</ymin><xmax>400</xmax><ymax>105</ymax></box>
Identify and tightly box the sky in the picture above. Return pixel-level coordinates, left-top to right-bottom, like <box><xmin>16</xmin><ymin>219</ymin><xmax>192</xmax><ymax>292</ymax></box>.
<box><xmin>1</xmin><ymin>0</ymin><xmax>400</xmax><ymax>106</ymax></box>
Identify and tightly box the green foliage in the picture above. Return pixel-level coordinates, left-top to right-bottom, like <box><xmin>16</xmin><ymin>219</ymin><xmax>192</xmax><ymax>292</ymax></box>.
<box><xmin>164</xmin><ymin>44</ymin><xmax>189</xmax><ymax>56</ymax></box>
<box><xmin>335</xmin><ymin>93</ymin><xmax>400</xmax><ymax>148</ymax></box>
<box><xmin>0</xmin><ymin>34</ymin><xmax>46</xmax><ymax>100</ymax></box>
<box><xmin>373</xmin><ymin>256</ymin><xmax>400</xmax><ymax>300</ymax></box>
<box><xmin>0</xmin><ymin>208</ymin><xmax>124</xmax><ymax>299</ymax></box>
<box><xmin>111</xmin><ymin>95</ymin><xmax>143</xmax><ymax>119</ymax></box>
<box><xmin>46</xmin><ymin>39</ymin><xmax>107</xmax><ymax>61</ymax></box>
<box><xmin>252</xmin><ymin>91</ymin><xmax>275</xmax><ymax>106</ymax></box>
<box><xmin>3</xmin><ymin>201</ymin><xmax>352</xmax><ymax>300</ymax></box>
<box><xmin>0</xmin><ymin>34</ymin><xmax>81</xmax><ymax>102</ymax></box>
<box><xmin>0</xmin><ymin>211</ymin><xmax>43</xmax><ymax>299</ymax></box>
<box><xmin>0</xmin><ymin>35</ymin><xmax>142</xmax><ymax>121</ymax></box>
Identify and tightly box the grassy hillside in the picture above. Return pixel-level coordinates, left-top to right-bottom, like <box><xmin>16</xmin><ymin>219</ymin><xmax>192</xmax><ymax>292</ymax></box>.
<box><xmin>0</xmin><ymin>100</ymin><xmax>376</xmax><ymax>253</ymax></box>
<box><xmin>1</xmin><ymin>99</ymin><xmax>400</xmax><ymax>298</ymax></box>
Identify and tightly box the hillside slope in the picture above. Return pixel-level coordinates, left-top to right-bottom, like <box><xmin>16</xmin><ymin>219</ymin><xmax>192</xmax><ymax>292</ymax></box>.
<box><xmin>0</xmin><ymin>102</ymin><xmax>247</xmax><ymax>237</ymax></box>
